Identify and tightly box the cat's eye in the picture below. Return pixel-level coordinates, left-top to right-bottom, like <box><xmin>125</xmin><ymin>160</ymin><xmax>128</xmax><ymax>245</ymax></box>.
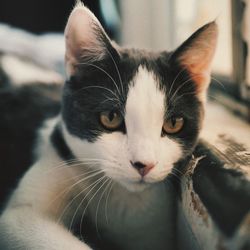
<box><xmin>100</xmin><ymin>111</ymin><xmax>123</xmax><ymax>130</ymax></box>
<box><xmin>162</xmin><ymin>117</ymin><xmax>184</xmax><ymax>135</ymax></box>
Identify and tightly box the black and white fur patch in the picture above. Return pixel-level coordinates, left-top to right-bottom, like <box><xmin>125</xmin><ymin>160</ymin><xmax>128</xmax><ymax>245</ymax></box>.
<box><xmin>0</xmin><ymin>2</ymin><xmax>218</xmax><ymax>250</ymax></box>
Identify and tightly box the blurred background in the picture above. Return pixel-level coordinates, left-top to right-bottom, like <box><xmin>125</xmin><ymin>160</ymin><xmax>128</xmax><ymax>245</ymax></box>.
<box><xmin>0</xmin><ymin>0</ymin><xmax>249</xmax><ymax>120</ymax></box>
<box><xmin>0</xmin><ymin>0</ymin><xmax>233</xmax><ymax>76</ymax></box>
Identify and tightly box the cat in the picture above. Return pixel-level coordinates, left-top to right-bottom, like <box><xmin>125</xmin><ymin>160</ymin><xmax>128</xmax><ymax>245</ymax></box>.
<box><xmin>0</xmin><ymin>2</ymin><xmax>218</xmax><ymax>250</ymax></box>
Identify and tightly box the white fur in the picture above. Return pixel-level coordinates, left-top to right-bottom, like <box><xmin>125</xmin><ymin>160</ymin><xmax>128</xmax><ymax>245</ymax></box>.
<box><xmin>125</xmin><ymin>67</ymin><xmax>182</xmax><ymax>183</ymax></box>
<box><xmin>1</xmin><ymin>55</ymin><xmax>63</xmax><ymax>85</ymax></box>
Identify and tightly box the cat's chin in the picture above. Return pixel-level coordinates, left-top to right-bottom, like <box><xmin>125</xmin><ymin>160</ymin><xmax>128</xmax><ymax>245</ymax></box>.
<box><xmin>118</xmin><ymin>180</ymin><xmax>154</xmax><ymax>193</ymax></box>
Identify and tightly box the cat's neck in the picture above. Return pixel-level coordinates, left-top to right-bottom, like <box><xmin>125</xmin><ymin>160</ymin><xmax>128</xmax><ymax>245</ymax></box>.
<box><xmin>50</xmin><ymin>123</ymin><xmax>75</xmax><ymax>162</ymax></box>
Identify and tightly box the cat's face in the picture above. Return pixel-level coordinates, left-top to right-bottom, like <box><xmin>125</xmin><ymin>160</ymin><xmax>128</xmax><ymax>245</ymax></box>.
<box><xmin>62</xmin><ymin>3</ymin><xmax>217</xmax><ymax>192</ymax></box>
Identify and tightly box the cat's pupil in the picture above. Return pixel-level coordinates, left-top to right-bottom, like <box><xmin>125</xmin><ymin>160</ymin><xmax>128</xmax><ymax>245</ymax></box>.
<box><xmin>171</xmin><ymin>117</ymin><xmax>176</xmax><ymax>127</ymax></box>
<box><xmin>109</xmin><ymin>111</ymin><xmax>116</xmax><ymax>121</ymax></box>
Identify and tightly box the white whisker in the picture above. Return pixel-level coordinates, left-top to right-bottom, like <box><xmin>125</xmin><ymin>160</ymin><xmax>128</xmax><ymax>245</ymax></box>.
<box><xmin>171</xmin><ymin>91</ymin><xmax>197</xmax><ymax>104</ymax></box>
<box><xmin>169</xmin><ymin>77</ymin><xmax>194</xmax><ymax>103</ymax></box>
<box><xmin>46</xmin><ymin>169</ymin><xmax>104</xmax><ymax>211</ymax></box>
<box><xmin>79</xmin><ymin>177</ymin><xmax>110</xmax><ymax>238</ymax></box>
<box><xmin>72</xmin><ymin>85</ymin><xmax>120</xmax><ymax>104</ymax></box>
<box><xmin>105</xmin><ymin>181</ymin><xmax>114</xmax><ymax>225</ymax></box>
<box><xmin>168</xmin><ymin>67</ymin><xmax>187</xmax><ymax>97</ymax></box>
<box><xmin>77</xmin><ymin>62</ymin><xmax>122</xmax><ymax>97</ymax></box>
<box><xmin>43</xmin><ymin>157</ymin><xmax>112</xmax><ymax>175</ymax></box>
<box><xmin>106</xmin><ymin>48</ymin><xmax>124</xmax><ymax>98</ymax></box>
<box><xmin>95</xmin><ymin>179</ymin><xmax>112</xmax><ymax>239</ymax></box>
<box><xmin>68</xmin><ymin>175</ymin><xmax>106</xmax><ymax>232</ymax></box>
<box><xmin>169</xmin><ymin>172</ymin><xmax>182</xmax><ymax>182</ymax></box>
<box><xmin>172</xmin><ymin>167</ymin><xmax>184</xmax><ymax>175</ymax></box>
<box><xmin>57</xmin><ymin>175</ymin><xmax>105</xmax><ymax>226</ymax></box>
<box><xmin>211</xmin><ymin>76</ymin><xmax>226</xmax><ymax>90</ymax></box>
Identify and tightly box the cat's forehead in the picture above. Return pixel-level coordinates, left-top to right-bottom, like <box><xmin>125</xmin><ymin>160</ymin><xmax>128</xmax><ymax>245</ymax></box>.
<box><xmin>119</xmin><ymin>48</ymin><xmax>167</xmax><ymax>71</ymax></box>
<box><xmin>70</xmin><ymin>45</ymin><xmax>199</xmax><ymax>117</ymax></box>
<box><xmin>119</xmin><ymin>47</ymin><xmax>162</xmax><ymax>59</ymax></box>
<box><xmin>125</xmin><ymin>65</ymin><xmax>165</xmax><ymax>136</ymax></box>
<box><xmin>115</xmin><ymin>49</ymin><xmax>170</xmax><ymax>91</ymax></box>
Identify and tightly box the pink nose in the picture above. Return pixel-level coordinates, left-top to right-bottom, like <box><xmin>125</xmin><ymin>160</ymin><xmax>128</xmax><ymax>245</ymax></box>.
<box><xmin>131</xmin><ymin>161</ymin><xmax>155</xmax><ymax>177</ymax></box>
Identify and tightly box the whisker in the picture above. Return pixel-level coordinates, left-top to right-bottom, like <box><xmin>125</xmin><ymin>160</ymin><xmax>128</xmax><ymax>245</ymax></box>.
<box><xmin>105</xmin><ymin>181</ymin><xmax>114</xmax><ymax>225</ymax></box>
<box><xmin>68</xmin><ymin>175</ymin><xmax>107</xmax><ymax>232</ymax></box>
<box><xmin>46</xmin><ymin>166</ymin><xmax>101</xmax><ymax>189</ymax></box>
<box><xmin>211</xmin><ymin>76</ymin><xmax>226</xmax><ymax>90</ymax></box>
<box><xmin>169</xmin><ymin>77</ymin><xmax>194</xmax><ymax>103</ymax></box>
<box><xmin>172</xmin><ymin>167</ymin><xmax>184</xmax><ymax>175</ymax></box>
<box><xmin>168</xmin><ymin>67</ymin><xmax>187</xmax><ymax>97</ymax></box>
<box><xmin>42</xmin><ymin>159</ymin><xmax>81</xmax><ymax>175</ymax></box>
<box><xmin>168</xmin><ymin>71</ymin><xmax>223</xmax><ymax>104</ymax></box>
<box><xmin>46</xmin><ymin>169</ymin><xmax>104</xmax><ymax>211</ymax></box>
<box><xmin>43</xmin><ymin>158</ymin><xmax>112</xmax><ymax>175</ymax></box>
<box><xmin>208</xmin><ymin>94</ymin><xmax>227</xmax><ymax>106</ymax></box>
<box><xmin>72</xmin><ymin>85</ymin><xmax>120</xmax><ymax>103</ymax></box>
<box><xmin>77</xmin><ymin>62</ymin><xmax>122</xmax><ymax>97</ymax></box>
<box><xmin>106</xmin><ymin>49</ymin><xmax>125</xmax><ymax>99</ymax></box>
<box><xmin>169</xmin><ymin>172</ymin><xmax>182</xmax><ymax>182</ymax></box>
<box><xmin>57</xmin><ymin>175</ymin><xmax>105</xmax><ymax>226</ymax></box>
<box><xmin>79</xmin><ymin>177</ymin><xmax>110</xmax><ymax>239</ymax></box>
<box><xmin>171</xmin><ymin>91</ymin><xmax>197</xmax><ymax>104</ymax></box>
<box><xmin>95</xmin><ymin>179</ymin><xmax>112</xmax><ymax>239</ymax></box>
<box><xmin>100</xmin><ymin>95</ymin><xmax>121</xmax><ymax>105</ymax></box>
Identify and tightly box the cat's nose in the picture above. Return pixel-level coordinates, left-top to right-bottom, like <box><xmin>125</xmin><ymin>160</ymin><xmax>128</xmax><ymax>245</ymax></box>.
<box><xmin>130</xmin><ymin>161</ymin><xmax>155</xmax><ymax>177</ymax></box>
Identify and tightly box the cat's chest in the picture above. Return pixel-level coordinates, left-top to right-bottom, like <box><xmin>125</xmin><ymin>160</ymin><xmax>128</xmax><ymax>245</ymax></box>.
<box><xmin>87</xmin><ymin>182</ymin><xmax>176</xmax><ymax>250</ymax></box>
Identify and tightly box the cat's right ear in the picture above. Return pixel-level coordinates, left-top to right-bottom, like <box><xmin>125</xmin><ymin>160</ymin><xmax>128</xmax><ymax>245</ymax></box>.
<box><xmin>169</xmin><ymin>22</ymin><xmax>218</xmax><ymax>97</ymax></box>
<box><xmin>65</xmin><ymin>1</ymin><xmax>118</xmax><ymax>77</ymax></box>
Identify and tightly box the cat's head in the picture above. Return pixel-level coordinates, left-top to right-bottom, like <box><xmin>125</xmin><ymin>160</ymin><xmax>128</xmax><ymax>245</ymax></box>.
<box><xmin>61</xmin><ymin>2</ymin><xmax>218</xmax><ymax>192</ymax></box>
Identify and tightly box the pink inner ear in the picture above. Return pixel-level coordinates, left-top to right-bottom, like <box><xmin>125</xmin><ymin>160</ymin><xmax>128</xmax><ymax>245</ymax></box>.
<box><xmin>64</xmin><ymin>4</ymin><xmax>108</xmax><ymax>76</ymax></box>
<box><xmin>182</xmin><ymin>52</ymin><xmax>214</xmax><ymax>91</ymax></box>
<box><xmin>177</xmin><ymin>22</ymin><xmax>218</xmax><ymax>93</ymax></box>
<box><xmin>179</xmin><ymin>48</ymin><xmax>216</xmax><ymax>95</ymax></box>
<box><xmin>65</xmin><ymin>8</ymin><xmax>99</xmax><ymax>53</ymax></box>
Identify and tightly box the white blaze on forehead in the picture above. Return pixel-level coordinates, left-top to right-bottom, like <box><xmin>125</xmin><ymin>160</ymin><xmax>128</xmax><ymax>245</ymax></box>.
<box><xmin>125</xmin><ymin>66</ymin><xmax>165</xmax><ymax>163</ymax></box>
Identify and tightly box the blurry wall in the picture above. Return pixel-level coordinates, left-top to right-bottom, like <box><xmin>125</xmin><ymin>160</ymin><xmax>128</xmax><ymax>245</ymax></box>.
<box><xmin>120</xmin><ymin>0</ymin><xmax>175</xmax><ymax>51</ymax></box>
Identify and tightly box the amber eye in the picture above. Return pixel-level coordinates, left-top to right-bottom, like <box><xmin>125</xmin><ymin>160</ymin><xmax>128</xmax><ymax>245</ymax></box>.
<box><xmin>162</xmin><ymin>117</ymin><xmax>184</xmax><ymax>135</ymax></box>
<box><xmin>100</xmin><ymin>111</ymin><xmax>123</xmax><ymax>130</ymax></box>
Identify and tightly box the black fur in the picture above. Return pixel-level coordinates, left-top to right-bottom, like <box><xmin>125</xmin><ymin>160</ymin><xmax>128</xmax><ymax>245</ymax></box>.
<box><xmin>193</xmin><ymin>143</ymin><xmax>250</xmax><ymax>236</ymax></box>
<box><xmin>51</xmin><ymin>124</ymin><xmax>75</xmax><ymax>161</ymax></box>
<box><xmin>0</xmin><ymin>84</ymin><xmax>61</xmax><ymax>210</ymax></box>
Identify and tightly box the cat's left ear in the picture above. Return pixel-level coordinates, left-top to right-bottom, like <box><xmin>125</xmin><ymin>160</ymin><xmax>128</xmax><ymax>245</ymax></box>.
<box><xmin>64</xmin><ymin>1</ymin><xmax>118</xmax><ymax>77</ymax></box>
<box><xmin>170</xmin><ymin>22</ymin><xmax>218</xmax><ymax>95</ymax></box>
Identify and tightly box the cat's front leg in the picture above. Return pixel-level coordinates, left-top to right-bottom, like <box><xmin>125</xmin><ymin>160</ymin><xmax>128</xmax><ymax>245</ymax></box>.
<box><xmin>0</xmin><ymin>206</ymin><xmax>92</xmax><ymax>250</ymax></box>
